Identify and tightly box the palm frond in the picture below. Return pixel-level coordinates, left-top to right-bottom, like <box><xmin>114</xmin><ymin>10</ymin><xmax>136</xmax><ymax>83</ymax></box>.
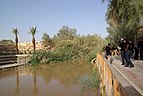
<box><xmin>29</xmin><ymin>27</ymin><xmax>37</xmax><ymax>36</ymax></box>
<box><xmin>12</xmin><ymin>28</ymin><xmax>18</xmax><ymax>35</ymax></box>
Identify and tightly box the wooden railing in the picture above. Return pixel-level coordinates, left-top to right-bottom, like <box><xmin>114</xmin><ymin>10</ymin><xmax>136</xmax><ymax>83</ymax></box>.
<box><xmin>93</xmin><ymin>53</ymin><xmax>141</xmax><ymax>96</ymax></box>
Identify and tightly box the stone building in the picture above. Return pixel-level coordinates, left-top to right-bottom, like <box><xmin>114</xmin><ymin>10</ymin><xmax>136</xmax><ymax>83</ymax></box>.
<box><xmin>18</xmin><ymin>41</ymin><xmax>44</xmax><ymax>54</ymax></box>
<box><xmin>0</xmin><ymin>40</ymin><xmax>51</xmax><ymax>55</ymax></box>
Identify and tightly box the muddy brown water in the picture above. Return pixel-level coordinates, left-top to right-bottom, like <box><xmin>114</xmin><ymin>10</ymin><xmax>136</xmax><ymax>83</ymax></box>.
<box><xmin>0</xmin><ymin>60</ymin><xmax>96</xmax><ymax>96</ymax></box>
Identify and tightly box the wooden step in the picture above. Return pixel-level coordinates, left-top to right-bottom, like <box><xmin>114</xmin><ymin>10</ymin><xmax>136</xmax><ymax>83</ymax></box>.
<box><xmin>0</xmin><ymin>60</ymin><xmax>17</xmax><ymax>65</ymax></box>
<box><xmin>0</xmin><ymin>55</ymin><xmax>17</xmax><ymax>58</ymax></box>
<box><xmin>0</xmin><ymin>58</ymin><xmax>17</xmax><ymax>62</ymax></box>
<box><xmin>0</xmin><ymin>54</ymin><xmax>30</xmax><ymax>69</ymax></box>
<box><xmin>0</xmin><ymin>55</ymin><xmax>18</xmax><ymax>65</ymax></box>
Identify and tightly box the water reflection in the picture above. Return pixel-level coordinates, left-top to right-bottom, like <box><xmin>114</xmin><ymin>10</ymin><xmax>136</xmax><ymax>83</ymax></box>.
<box><xmin>16</xmin><ymin>69</ymin><xmax>19</xmax><ymax>96</ymax></box>
<box><xmin>0</xmin><ymin>60</ymin><xmax>93</xmax><ymax>96</ymax></box>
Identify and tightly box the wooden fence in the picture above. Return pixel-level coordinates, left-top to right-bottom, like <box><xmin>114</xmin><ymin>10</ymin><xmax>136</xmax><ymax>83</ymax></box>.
<box><xmin>93</xmin><ymin>53</ymin><xmax>140</xmax><ymax>96</ymax></box>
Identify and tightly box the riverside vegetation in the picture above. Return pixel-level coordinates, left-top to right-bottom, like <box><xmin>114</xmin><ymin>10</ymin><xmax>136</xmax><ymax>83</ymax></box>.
<box><xmin>30</xmin><ymin>26</ymin><xmax>107</xmax><ymax>65</ymax></box>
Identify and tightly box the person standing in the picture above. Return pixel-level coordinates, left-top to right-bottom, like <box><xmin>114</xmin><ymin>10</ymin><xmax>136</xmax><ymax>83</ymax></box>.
<box><xmin>134</xmin><ymin>39</ymin><xmax>139</xmax><ymax>60</ymax></box>
<box><xmin>141</xmin><ymin>39</ymin><xmax>143</xmax><ymax>60</ymax></box>
<box><xmin>124</xmin><ymin>39</ymin><xmax>134</xmax><ymax>67</ymax></box>
<box><xmin>129</xmin><ymin>41</ymin><xmax>134</xmax><ymax>59</ymax></box>
<box><xmin>119</xmin><ymin>38</ymin><xmax>126</xmax><ymax>65</ymax></box>
<box><xmin>138</xmin><ymin>38</ymin><xmax>143</xmax><ymax>60</ymax></box>
<box><xmin>105</xmin><ymin>43</ymin><xmax>113</xmax><ymax>63</ymax></box>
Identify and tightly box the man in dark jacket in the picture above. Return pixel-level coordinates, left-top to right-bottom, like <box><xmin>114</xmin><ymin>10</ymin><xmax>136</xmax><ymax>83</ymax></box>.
<box><xmin>119</xmin><ymin>38</ymin><xmax>126</xmax><ymax>65</ymax></box>
<box><xmin>105</xmin><ymin>43</ymin><xmax>112</xmax><ymax>56</ymax></box>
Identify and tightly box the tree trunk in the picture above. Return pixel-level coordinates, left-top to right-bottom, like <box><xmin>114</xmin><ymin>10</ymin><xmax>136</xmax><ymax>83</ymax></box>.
<box><xmin>32</xmin><ymin>36</ymin><xmax>35</xmax><ymax>51</ymax></box>
<box><xmin>15</xmin><ymin>36</ymin><xmax>19</xmax><ymax>53</ymax></box>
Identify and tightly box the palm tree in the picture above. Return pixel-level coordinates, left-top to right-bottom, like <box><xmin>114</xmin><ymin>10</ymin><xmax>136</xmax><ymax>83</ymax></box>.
<box><xmin>12</xmin><ymin>28</ymin><xmax>19</xmax><ymax>53</ymax></box>
<box><xmin>28</xmin><ymin>27</ymin><xmax>37</xmax><ymax>51</ymax></box>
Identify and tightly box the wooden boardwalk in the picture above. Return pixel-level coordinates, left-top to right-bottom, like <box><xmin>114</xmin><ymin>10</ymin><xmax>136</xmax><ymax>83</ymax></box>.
<box><xmin>112</xmin><ymin>56</ymin><xmax>143</xmax><ymax>95</ymax></box>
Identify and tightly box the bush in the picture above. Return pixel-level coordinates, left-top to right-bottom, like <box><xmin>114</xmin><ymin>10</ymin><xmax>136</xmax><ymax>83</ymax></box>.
<box><xmin>30</xmin><ymin>40</ymin><xmax>90</xmax><ymax>65</ymax></box>
<box><xmin>30</xmin><ymin>34</ymin><xmax>107</xmax><ymax>65</ymax></box>
<box><xmin>86</xmin><ymin>49</ymin><xmax>98</xmax><ymax>63</ymax></box>
<box><xmin>30</xmin><ymin>53</ymin><xmax>41</xmax><ymax>66</ymax></box>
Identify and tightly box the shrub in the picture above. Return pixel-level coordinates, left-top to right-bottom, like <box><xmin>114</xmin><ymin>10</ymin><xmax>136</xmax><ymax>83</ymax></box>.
<box><xmin>30</xmin><ymin>40</ymin><xmax>89</xmax><ymax>64</ymax></box>
<box><xmin>86</xmin><ymin>49</ymin><xmax>98</xmax><ymax>63</ymax></box>
<box><xmin>30</xmin><ymin>52</ymin><xmax>41</xmax><ymax>65</ymax></box>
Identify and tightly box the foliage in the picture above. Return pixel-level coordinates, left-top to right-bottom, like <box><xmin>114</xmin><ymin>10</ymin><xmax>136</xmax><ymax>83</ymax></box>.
<box><xmin>28</xmin><ymin>27</ymin><xmax>37</xmax><ymax>36</ymax></box>
<box><xmin>30</xmin><ymin>52</ymin><xmax>41</xmax><ymax>66</ymax></box>
<box><xmin>80</xmin><ymin>70</ymin><xmax>100</xmax><ymax>95</ymax></box>
<box><xmin>30</xmin><ymin>50</ymin><xmax>47</xmax><ymax>65</ymax></box>
<box><xmin>31</xmin><ymin>40</ymin><xmax>89</xmax><ymax>65</ymax></box>
<box><xmin>42</xmin><ymin>32</ymin><xmax>52</xmax><ymax>47</ymax></box>
<box><xmin>104</xmin><ymin>0</ymin><xmax>143</xmax><ymax>44</ymax></box>
<box><xmin>30</xmin><ymin>26</ymin><xmax>107</xmax><ymax>65</ymax></box>
<box><xmin>57</xmin><ymin>26</ymin><xmax>77</xmax><ymax>40</ymax></box>
<box><xmin>55</xmin><ymin>40</ymin><xmax>88</xmax><ymax>58</ymax></box>
<box><xmin>87</xmin><ymin>50</ymin><xmax>97</xmax><ymax>63</ymax></box>
<box><xmin>0</xmin><ymin>39</ymin><xmax>16</xmax><ymax>55</ymax></box>
<box><xmin>52</xmin><ymin>26</ymin><xmax>77</xmax><ymax>46</ymax></box>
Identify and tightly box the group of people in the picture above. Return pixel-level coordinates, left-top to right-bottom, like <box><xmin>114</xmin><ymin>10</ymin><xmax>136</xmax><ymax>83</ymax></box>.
<box><xmin>104</xmin><ymin>37</ymin><xmax>143</xmax><ymax>68</ymax></box>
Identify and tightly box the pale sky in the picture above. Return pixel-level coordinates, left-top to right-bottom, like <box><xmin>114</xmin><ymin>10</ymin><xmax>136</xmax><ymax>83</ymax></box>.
<box><xmin>0</xmin><ymin>0</ymin><xmax>108</xmax><ymax>42</ymax></box>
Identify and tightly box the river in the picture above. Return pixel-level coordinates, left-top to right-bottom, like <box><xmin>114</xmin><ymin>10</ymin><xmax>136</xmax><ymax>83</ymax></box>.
<box><xmin>0</xmin><ymin>60</ymin><xmax>98</xmax><ymax>96</ymax></box>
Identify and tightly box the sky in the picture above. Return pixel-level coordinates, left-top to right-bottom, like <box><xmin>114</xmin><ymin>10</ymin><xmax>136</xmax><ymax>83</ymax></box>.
<box><xmin>0</xmin><ymin>0</ymin><xmax>108</xmax><ymax>42</ymax></box>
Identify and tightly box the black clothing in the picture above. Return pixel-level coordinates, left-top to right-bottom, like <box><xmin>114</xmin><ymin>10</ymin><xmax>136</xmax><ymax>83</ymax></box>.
<box><xmin>120</xmin><ymin>41</ymin><xmax>126</xmax><ymax>65</ymax></box>
<box><xmin>137</xmin><ymin>40</ymin><xmax>143</xmax><ymax>60</ymax></box>
<box><xmin>124</xmin><ymin>42</ymin><xmax>129</xmax><ymax>50</ymax></box>
<box><xmin>120</xmin><ymin>42</ymin><xmax>125</xmax><ymax>51</ymax></box>
<box><xmin>124</xmin><ymin>42</ymin><xmax>134</xmax><ymax>67</ymax></box>
<box><xmin>134</xmin><ymin>47</ymin><xmax>139</xmax><ymax>60</ymax></box>
<box><xmin>138</xmin><ymin>40</ymin><xmax>143</xmax><ymax>48</ymax></box>
<box><xmin>125</xmin><ymin>50</ymin><xmax>134</xmax><ymax>67</ymax></box>
<box><xmin>140</xmin><ymin>48</ymin><xmax>143</xmax><ymax>60</ymax></box>
<box><xmin>134</xmin><ymin>40</ymin><xmax>140</xmax><ymax>60</ymax></box>
<box><xmin>105</xmin><ymin>46</ymin><xmax>111</xmax><ymax>55</ymax></box>
<box><xmin>121</xmin><ymin>51</ymin><xmax>125</xmax><ymax>65</ymax></box>
<box><xmin>128</xmin><ymin>43</ymin><xmax>134</xmax><ymax>52</ymax></box>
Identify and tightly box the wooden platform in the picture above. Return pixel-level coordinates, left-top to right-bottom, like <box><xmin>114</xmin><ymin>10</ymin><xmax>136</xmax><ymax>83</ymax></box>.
<box><xmin>112</xmin><ymin>56</ymin><xmax>143</xmax><ymax>95</ymax></box>
<box><xmin>0</xmin><ymin>54</ymin><xmax>30</xmax><ymax>69</ymax></box>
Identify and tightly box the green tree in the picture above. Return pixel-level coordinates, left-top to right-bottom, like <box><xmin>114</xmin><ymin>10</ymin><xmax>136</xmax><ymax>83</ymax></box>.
<box><xmin>57</xmin><ymin>26</ymin><xmax>77</xmax><ymax>40</ymax></box>
<box><xmin>104</xmin><ymin>0</ymin><xmax>143</xmax><ymax>44</ymax></box>
<box><xmin>29</xmin><ymin>27</ymin><xmax>37</xmax><ymax>51</ymax></box>
<box><xmin>42</xmin><ymin>32</ymin><xmax>51</xmax><ymax>47</ymax></box>
<box><xmin>12</xmin><ymin>28</ymin><xmax>19</xmax><ymax>53</ymax></box>
<box><xmin>52</xmin><ymin>26</ymin><xmax>77</xmax><ymax>46</ymax></box>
